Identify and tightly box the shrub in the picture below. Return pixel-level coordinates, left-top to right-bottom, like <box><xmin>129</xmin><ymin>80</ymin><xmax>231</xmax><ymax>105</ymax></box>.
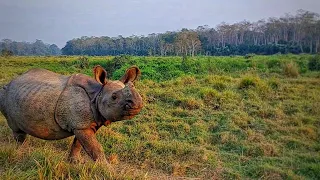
<box><xmin>74</xmin><ymin>56</ymin><xmax>89</xmax><ymax>69</ymax></box>
<box><xmin>283</xmin><ymin>61</ymin><xmax>299</xmax><ymax>78</ymax></box>
<box><xmin>213</xmin><ymin>81</ymin><xmax>227</xmax><ymax>91</ymax></box>
<box><xmin>308</xmin><ymin>55</ymin><xmax>320</xmax><ymax>71</ymax></box>
<box><xmin>200</xmin><ymin>88</ymin><xmax>221</xmax><ymax>109</ymax></box>
<box><xmin>178</xmin><ymin>75</ymin><xmax>197</xmax><ymax>85</ymax></box>
<box><xmin>239</xmin><ymin>76</ymin><xmax>258</xmax><ymax>89</ymax></box>
<box><xmin>266</xmin><ymin>59</ymin><xmax>281</xmax><ymax>69</ymax></box>
<box><xmin>180</xmin><ymin>56</ymin><xmax>195</xmax><ymax>72</ymax></box>
<box><xmin>59</xmin><ymin>60</ymin><xmax>69</xmax><ymax>67</ymax></box>
<box><xmin>1</xmin><ymin>49</ymin><xmax>14</xmax><ymax>57</ymax></box>
<box><xmin>244</xmin><ymin>53</ymin><xmax>255</xmax><ymax>59</ymax></box>
<box><xmin>105</xmin><ymin>55</ymin><xmax>131</xmax><ymax>78</ymax></box>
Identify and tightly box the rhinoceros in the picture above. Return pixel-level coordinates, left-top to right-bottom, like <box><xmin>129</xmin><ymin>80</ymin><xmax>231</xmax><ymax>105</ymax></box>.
<box><xmin>0</xmin><ymin>65</ymin><xmax>143</xmax><ymax>163</ymax></box>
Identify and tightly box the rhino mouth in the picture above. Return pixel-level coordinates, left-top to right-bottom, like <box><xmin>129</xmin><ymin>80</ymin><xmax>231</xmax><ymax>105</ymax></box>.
<box><xmin>122</xmin><ymin>108</ymin><xmax>141</xmax><ymax>120</ymax></box>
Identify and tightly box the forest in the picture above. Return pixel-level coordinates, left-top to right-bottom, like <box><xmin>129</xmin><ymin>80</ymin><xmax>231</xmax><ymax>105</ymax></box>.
<box><xmin>1</xmin><ymin>10</ymin><xmax>320</xmax><ymax>56</ymax></box>
<box><xmin>0</xmin><ymin>39</ymin><xmax>61</xmax><ymax>56</ymax></box>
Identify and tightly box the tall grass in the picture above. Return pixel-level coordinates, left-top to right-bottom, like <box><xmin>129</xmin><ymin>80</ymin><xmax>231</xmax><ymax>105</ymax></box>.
<box><xmin>283</xmin><ymin>61</ymin><xmax>299</xmax><ymax>78</ymax></box>
<box><xmin>0</xmin><ymin>54</ymin><xmax>319</xmax><ymax>179</ymax></box>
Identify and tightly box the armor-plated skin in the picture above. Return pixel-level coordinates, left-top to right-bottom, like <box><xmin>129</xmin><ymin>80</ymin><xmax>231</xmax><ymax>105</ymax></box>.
<box><xmin>0</xmin><ymin>66</ymin><xmax>143</xmax><ymax>163</ymax></box>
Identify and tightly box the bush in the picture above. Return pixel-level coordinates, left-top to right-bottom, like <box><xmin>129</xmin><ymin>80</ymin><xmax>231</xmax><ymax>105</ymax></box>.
<box><xmin>308</xmin><ymin>55</ymin><xmax>320</xmax><ymax>71</ymax></box>
<box><xmin>239</xmin><ymin>76</ymin><xmax>258</xmax><ymax>89</ymax></box>
<box><xmin>200</xmin><ymin>88</ymin><xmax>221</xmax><ymax>109</ymax></box>
<box><xmin>244</xmin><ymin>53</ymin><xmax>255</xmax><ymax>59</ymax></box>
<box><xmin>1</xmin><ymin>49</ymin><xmax>14</xmax><ymax>57</ymax></box>
<box><xmin>180</xmin><ymin>56</ymin><xmax>193</xmax><ymax>72</ymax></box>
<box><xmin>266</xmin><ymin>59</ymin><xmax>281</xmax><ymax>69</ymax></box>
<box><xmin>59</xmin><ymin>60</ymin><xmax>69</xmax><ymax>67</ymax></box>
<box><xmin>283</xmin><ymin>61</ymin><xmax>299</xmax><ymax>78</ymax></box>
<box><xmin>105</xmin><ymin>55</ymin><xmax>132</xmax><ymax>78</ymax></box>
<box><xmin>74</xmin><ymin>56</ymin><xmax>89</xmax><ymax>69</ymax></box>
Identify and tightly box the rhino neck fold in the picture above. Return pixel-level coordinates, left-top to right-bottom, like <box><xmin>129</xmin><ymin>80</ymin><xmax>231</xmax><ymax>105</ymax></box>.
<box><xmin>68</xmin><ymin>74</ymin><xmax>108</xmax><ymax>125</ymax></box>
<box><xmin>90</xmin><ymin>84</ymin><xmax>109</xmax><ymax>126</ymax></box>
<box><xmin>91</xmin><ymin>84</ymin><xmax>104</xmax><ymax>105</ymax></box>
<box><xmin>54</xmin><ymin>74</ymin><xmax>108</xmax><ymax>129</ymax></box>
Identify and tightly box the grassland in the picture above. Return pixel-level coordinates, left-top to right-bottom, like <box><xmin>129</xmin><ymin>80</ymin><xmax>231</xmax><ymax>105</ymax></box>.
<box><xmin>0</xmin><ymin>54</ymin><xmax>319</xmax><ymax>179</ymax></box>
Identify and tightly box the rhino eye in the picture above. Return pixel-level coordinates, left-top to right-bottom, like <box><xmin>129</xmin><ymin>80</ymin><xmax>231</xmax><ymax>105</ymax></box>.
<box><xmin>112</xmin><ymin>93</ymin><xmax>117</xmax><ymax>100</ymax></box>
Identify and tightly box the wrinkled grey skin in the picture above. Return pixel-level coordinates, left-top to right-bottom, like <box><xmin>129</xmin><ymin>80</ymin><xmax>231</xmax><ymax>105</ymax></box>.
<box><xmin>0</xmin><ymin>66</ymin><xmax>143</xmax><ymax>163</ymax></box>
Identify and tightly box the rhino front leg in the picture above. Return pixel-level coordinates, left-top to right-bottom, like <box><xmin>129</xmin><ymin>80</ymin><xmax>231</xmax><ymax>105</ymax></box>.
<box><xmin>73</xmin><ymin>129</ymin><xmax>106</xmax><ymax>162</ymax></box>
<box><xmin>68</xmin><ymin>137</ymin><xmax>83</xmax><ymax>163</ymax></box>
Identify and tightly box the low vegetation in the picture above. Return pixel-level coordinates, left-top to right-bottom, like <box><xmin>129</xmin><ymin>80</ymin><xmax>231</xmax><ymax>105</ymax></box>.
<box><xmin>283</xmin><ymin>61</ymin><xmax>299</xmax><ymax>78</ymax></box>
<box><xmin>308</xmin><ymin>54</ymin><xmax>320</xmax><ymax>71</ymax></box>
<box><xmin>0</xmin><ymin>54</ymin><xmax>319</xmax><ymax>179</ymax></box>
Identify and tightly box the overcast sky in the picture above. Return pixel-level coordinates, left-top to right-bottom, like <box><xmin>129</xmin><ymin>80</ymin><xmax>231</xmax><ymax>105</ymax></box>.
<box><xmin>1</xmin><ymin>0</ymin><xmax>319</xmax><ymax>48</ymax></box>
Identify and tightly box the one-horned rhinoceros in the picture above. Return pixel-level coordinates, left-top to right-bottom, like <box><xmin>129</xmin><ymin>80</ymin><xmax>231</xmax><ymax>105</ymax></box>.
<box><xmin>0</xmin><ymin>65</ymin><xmax>143</xmax><ymax>162</ymax></box>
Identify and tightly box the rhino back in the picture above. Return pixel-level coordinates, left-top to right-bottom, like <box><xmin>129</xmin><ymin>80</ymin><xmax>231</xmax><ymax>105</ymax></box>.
<box><xmin>3</xmin><ymin>68</ymin><xmax>72</xmax><ymax>139</ymax></box>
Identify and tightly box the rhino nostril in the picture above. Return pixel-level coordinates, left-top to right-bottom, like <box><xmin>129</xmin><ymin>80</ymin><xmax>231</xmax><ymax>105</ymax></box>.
<box><xmin>125</xmin><ymin>104</ymin><xmax>131</xmax><ymax>110</ymax></box>
<box><xmin>126</xmin><ymin>100</ymin><xmax>134</xmax><ymax>106</ymax></box>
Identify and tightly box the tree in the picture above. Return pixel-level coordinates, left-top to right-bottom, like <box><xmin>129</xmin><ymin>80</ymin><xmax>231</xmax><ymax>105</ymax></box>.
<box><xmin>0</xmin><ymin>39</ymin><xmax>61</xmax><ymax>56</ymax></box>
<box><xmin>49</xmin><ymin>44</ymin><xmax>61</xmax><ymax>55</ymax></box>
<box><xmin>175</xmin><ymin>30</ymin><xmax>201</xmax><ymax>56</ymax></box>
<box><xmin>1</xmin><ymin>49</ymin><xmax>14</xmax><ymax>57</ymax></box>
<box><xmin>59</xmin><ymin>10</ymin><xmax>320</xmax><ymax>56</ymax></box>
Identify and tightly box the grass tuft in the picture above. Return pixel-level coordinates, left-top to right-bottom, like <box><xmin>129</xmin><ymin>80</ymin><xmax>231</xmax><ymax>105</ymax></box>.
<box><xmin>283</xmin><ymin>61</ymin><xmax>299</xmax><ymax>78</ymax></box>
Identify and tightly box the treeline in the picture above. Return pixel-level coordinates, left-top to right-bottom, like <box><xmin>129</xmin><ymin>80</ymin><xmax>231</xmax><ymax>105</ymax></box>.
<box><xmin>0</xmin><ymin>39</ymin><xmax>61</xmax><ymax>56</ymax></box>
<box><xmin>62</xmin><ymin>10</ymin><xmax>320</xmax><ymax>56</ymax></box>
<box><xmin>1</xmin><ymin>10</ymin><xmax>320</xmax><ymax>56</ymax></box>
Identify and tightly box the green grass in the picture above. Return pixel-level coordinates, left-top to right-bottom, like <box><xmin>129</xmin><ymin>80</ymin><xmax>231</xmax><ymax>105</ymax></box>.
<box><xmin>0</xmin><ymin>55</ymin><xmax>320</xmax><ymax>179</ymax></box>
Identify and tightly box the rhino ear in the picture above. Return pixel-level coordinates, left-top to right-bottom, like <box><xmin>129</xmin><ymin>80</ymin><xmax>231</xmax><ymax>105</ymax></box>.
<box><xmin>93</xmin><ymin>65</ymin><xmax>108</xmax><ymax>85</ymax></box>
<box><xmin>120</xmin><ymin>66</ymin><xmax>141</xmax><ymax>84</ymax></box>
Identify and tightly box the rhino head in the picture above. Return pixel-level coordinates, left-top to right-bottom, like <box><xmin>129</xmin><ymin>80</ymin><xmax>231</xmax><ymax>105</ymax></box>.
<box><xmin>93</xmin><ymin>66</ymin><xmax>143</xmax><ymax>124</ymax></box>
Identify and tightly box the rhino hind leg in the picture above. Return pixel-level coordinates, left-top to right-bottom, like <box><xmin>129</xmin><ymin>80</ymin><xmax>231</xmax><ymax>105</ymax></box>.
<box><xmin>13</xmin><ymin>130</ymin><xmax>27</xmax><ymax>144</ymax></box>
<box><xmin>7</xmin><ymin>119</ymin><xmax>27</xmax><ymax>144</ymax></box>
